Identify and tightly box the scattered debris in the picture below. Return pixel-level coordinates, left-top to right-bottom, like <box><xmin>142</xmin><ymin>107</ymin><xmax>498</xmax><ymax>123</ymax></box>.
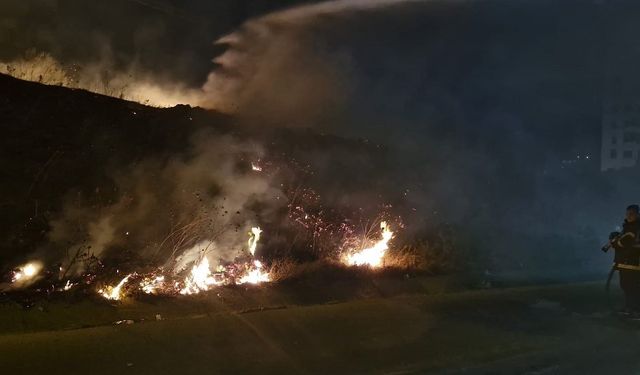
<box><xmin>114</xmin><ymin>319</ymin><xmax>135</xmax><ymax>325</ymax></box>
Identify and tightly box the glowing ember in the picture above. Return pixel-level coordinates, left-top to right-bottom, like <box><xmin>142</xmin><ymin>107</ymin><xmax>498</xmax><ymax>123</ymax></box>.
<box><xmin>345</xmin><ymin>222</ymin><xmax>394</xmax><ymax>268</ymax></box>
<box><xmin>248</xmin><ymin>227</ymin><xmax>263</xmax><ymax>256</ymax></box>
<box><xmin>98</xmin><ymin>274</ymin><xmax>133</xmax><ymax>301</ymax></box>
<box><xmin>63</xmin><ymin>280</ymin><xmax>75</xmax><ymax>291</ymax></box>
<box><xmin>12</xmin><ymin>262</ymin><xmax>42</xmax><ymax>283</ymax></box>
<box><xmin>251</xmin><ymin>163</ymin><xmax>263</xmax><ymax>171</ymax></box>
<box><xmin>238</xmin><ymin>260</ymin><xmax>271</xmax><ymax>285</ymax></box>
<box><xmin>180</xmin><ymin>257</ymin><xmax>221</xmax><ymax>295</ymax></box>
<box><xmin>140</xmin><ymin>275</ymin><xmax>165</xmax><ymax>295</ymax></box>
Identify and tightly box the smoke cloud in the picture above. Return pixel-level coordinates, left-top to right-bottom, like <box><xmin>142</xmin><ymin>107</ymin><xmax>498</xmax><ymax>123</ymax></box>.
<box><xmin>0</xmin><ymin>0</ymin><xmax>318</xmax><ymax>107</ymax></box>
<box><xmin>198</xmin><ymin>0</ymin><xmax>640</xmax><ymax>276</ymax></box>
<box><xmin>45</xmin><ymin>130</ymin><xmax>285</xmax><ymax>274</ymax></box>
<box><xmin>0</xmin><ymin>51</ymin><xmax>204</xmax><ymax>107</ymax></box>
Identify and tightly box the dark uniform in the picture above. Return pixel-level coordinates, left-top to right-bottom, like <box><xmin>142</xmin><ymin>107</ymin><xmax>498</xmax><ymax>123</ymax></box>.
<box><xmin>614</xmin><ymin>219</ymin><xmax>640</xmax><ymax>310</ymax></box>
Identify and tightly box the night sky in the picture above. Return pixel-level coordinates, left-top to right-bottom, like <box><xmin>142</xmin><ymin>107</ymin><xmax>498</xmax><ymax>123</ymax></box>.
<box><xmin>2</xmin><ymin>0</ymin><xmax>629</xmax><ymax>152</ymax></box>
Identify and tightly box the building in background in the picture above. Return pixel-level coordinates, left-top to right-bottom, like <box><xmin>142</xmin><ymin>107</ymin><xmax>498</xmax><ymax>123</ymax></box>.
<box><xmin>599</xmin><ymin>3</ymin><xmax>640</xmax><ymax>171</ymax></box>
<box><xmin>601</xmin><ymin>97</ymin><xmax>640</xmax><ymax>171</ymax></box>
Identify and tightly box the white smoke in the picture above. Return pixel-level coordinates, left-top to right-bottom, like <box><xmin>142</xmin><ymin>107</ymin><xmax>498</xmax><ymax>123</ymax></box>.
<box><xmin>260</xmin><ymin>0</ymin><xmax>426</xmax><ymax>22</ymax></box>
<box><xmin>1</xmin><ymin>1</ymin><xmax>429</xmax><ymax>112</ymax></box>
<box><xmin>46</xmin><ymin>131</ymin><xmax>286</xmax><ymax>274</ymax></box>
<box><xmin>200</xmin><ymin>0</ymin><xmax>432</xmax><ymax>125</ymax></box>
<box><xmin>1</xmin><ymin>51</ymin><xmax>203</xmax><ymax>107</ymax></box>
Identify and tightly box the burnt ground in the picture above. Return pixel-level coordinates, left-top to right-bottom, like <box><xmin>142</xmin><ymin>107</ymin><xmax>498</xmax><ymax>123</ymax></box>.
<box><xmin>0</xmin><ymin>278</ymin><xmax>639</xmax><ymax>374</ymax></box>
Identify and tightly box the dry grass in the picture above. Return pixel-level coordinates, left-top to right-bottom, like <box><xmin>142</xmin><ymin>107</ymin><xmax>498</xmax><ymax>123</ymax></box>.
<box><xmin>384</xmin><ymin>238</ymin><xmax>460</xmax><ymax>274</ymax></box>
<box><xmin>268</xmin><ymin>231</ymin><xmax>461</xmax><ymax>284</ymax></box>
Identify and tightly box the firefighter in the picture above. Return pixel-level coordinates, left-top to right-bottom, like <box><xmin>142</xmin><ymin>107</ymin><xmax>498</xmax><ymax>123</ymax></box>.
<box><xmin>611</xmin><ymin>204</ymin><xmax>640</xmax><ymax>314</ymax></box>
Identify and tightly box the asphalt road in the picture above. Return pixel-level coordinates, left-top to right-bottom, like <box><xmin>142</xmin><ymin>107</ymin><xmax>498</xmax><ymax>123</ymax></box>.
<box><xmin>1</xmin><ymin>283</ymin><xmax>639</xmax><ymax>374</ymax></box>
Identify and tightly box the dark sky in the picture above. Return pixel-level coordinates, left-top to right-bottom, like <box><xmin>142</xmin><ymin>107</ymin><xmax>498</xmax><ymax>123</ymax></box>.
<box><xmin>3</xmin><ymin>0</ymin><xmax>638</xmax><ymax>174</ymax></box>
<box><xmin>2</xmin><ymin>0</ymin><xmax>634</xmax><ymax>182</ymax></box>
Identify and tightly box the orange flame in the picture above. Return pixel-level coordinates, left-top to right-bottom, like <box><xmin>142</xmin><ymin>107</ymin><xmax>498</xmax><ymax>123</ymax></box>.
<box><xmin>345</xmin><ymin>222</ymin><xmax>394</xmax><ymax>268</ymax></box>
<box><xmin>238</xmin><ymin>260</ymin><xmax>271</xmax><ymax>285</ymax></box>
<box><xmin>98</xmin><ymin>274</ymin><xmax>133</xmax><ymax>301</ymax></box>
<box><xmin>180</xmin><ymin>257</ymin><xmax>222</xmax><ymax>295</ymax></box>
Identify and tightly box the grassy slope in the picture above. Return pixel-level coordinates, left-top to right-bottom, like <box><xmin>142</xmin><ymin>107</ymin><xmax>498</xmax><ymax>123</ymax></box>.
<box><xmin>0</xmin><ymin>73</ymin><xmax>383</xmax><ymax>268</ymax></box>
<box><xmin>0</xmin><ymin>73</ymin><xmax>220</xmax><ymax>266</ymax></box>
<box><xmin>0</xmin><ymin>281</ymin><xmax>638</xmax><ymax>374</ymax></box>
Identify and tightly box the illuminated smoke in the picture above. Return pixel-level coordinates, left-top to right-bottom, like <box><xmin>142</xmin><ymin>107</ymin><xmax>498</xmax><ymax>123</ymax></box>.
<box><xmin>45</xmin><ymin>132</ymin><xmax>284</xmax><ymax>276</ymax></box>
<box><xmin>1</xmin><ymin>1</ymin><xmax>426</xmax><ymax>111</ymax></box>
<box><xmin>0</xmin><ymin>52</ymin><xmax>203</xmax><ymax>107</ymax></box>
<box><xmin>257</xmin><ymin>0</ymin><xmax>426</xmax><ymax>22</ymax></box>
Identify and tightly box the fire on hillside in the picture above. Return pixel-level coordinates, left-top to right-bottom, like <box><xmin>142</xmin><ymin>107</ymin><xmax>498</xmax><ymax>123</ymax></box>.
<box><xmin>4</xmin><ymin>220</ymin><xmax>398</xmax><ymax>301</ymax></box>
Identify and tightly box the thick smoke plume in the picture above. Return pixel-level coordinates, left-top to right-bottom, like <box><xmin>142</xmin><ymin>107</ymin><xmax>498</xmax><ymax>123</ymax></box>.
<box><xmin>46</xmin><ymin>131</ymin><xmax>285</xmax><ymax>274</ymax></box>
<box><xmin>0</xmin><ymin>0</ymin><xmax>277</xmax><ymax>108</ymax></box>
<box><xmin>199</xmin><ymin>0</ymin><xmax>638</xmax><ymax>277</ymax></box>
<box><xmin>202</xmin><ymin>0</ymin><xmax>431</xmax><ymax>124</ymax></box>
<box><xmin>257</xmin><ymin>0</ymin><xmax>425</xmax><ymax>20</ymax></box>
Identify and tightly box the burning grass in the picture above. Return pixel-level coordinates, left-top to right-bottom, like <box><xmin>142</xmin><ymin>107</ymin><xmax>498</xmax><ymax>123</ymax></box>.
<box><xmin>0</xmin><ymin>66</ymin><xmax>463</xmax><ymax>307</ymax></box>
<box><xmin>0</xmin><ymin>128</ymin><xmax>458</xmax><ymax>303</ymax></box>
<box><xmin>89</xmin><ymin>227</ymin><xmax>272</xmax><ymax>301</ymax></box>
<box><xmin>89</xmin><ymin>222</ymin><xmax>399</xmax><ymax>301</ymax></box>
<box><xmin>4</xmin><ymin>217</ymin><xmax>464</xmax><ymax>308</ymax></box>
<box><xmin>1</xmin><ymin>218</ymin><xmax>463</xmax><ymax>304</ymax></box>
<box><xmin>344</xmin><ymin>221</ymin><xmax>393</xmax><ymax>267</ymax></box>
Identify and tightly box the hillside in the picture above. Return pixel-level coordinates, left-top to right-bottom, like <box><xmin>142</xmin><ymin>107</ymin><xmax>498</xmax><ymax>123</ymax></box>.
<box><xmin>0</xmin><ymin>74</ymin><xmax>387</xmax><ymax>269</ymax></box>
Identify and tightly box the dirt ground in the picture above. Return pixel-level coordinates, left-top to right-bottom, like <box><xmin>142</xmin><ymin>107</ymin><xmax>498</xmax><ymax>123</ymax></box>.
<box><xmin>0</xmin><ymin>280</ymin><xmax>639</xmax><ymax>374</ymax></box>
